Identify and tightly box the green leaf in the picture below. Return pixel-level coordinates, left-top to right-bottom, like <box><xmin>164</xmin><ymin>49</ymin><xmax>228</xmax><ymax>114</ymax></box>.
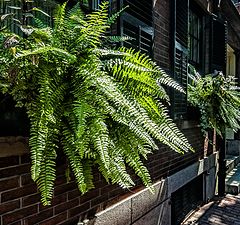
<box><xmin>31</xmin><ymin>7</ymin><xmax>50</xmax><ymax>17</ymax></box>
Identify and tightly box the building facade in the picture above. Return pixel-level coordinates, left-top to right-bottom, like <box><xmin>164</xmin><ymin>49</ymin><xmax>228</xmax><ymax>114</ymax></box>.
<box><xmin>0</xmin><ymin>0</ymin><xmax>240</xmax><ymax>225</ymax></box>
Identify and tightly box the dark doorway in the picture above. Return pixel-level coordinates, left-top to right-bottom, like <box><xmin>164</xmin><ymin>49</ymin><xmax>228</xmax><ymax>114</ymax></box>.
<box><xmin>171</xmin><ymin>175</ymin><xmax>204</xmax><ymax>225</ymax></box>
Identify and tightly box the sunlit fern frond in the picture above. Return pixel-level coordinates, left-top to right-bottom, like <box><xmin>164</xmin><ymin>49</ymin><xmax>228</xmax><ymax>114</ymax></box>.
<box><xmin>107</xmin><ymin>5</ymin><xmax>128</xmax><ymax>25</ymax></box>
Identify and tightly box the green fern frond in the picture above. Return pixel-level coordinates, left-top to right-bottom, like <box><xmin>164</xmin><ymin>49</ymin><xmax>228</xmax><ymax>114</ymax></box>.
<box><xmin>61</xmin><ymin>127</ymin><xmax>89</xmax><ymax>194</ymax></box>
<box><xmin>37</xmin><ymin>146</ymin><xmax>56</xmax><ymax>206</ymax></box>
<box><xmin>95</xmin><ymin>75</ymin><xmax>192</xmax><ymax>153</ymax></box>
<box><xmin>34</xmin><ymin>18</ymin><xmax>48</xmax><ymax>29</ymax></box>
<box><xmin>90</xmin><ymin>117</ymin><xmax>111</xmax><ymax>171</ymax></box>
<box><xmin>107</xmin><ymin>5</ymin><xmax>129</xmax><ymax>25</ymax></box>
<box><xmin>66</xmin><ymin>2</ymin><xmax>82</xmax><ymax>18</ymax></box>
<box><xmin>109</xmin><ymin>153</ymin><xmax>135</xmax><ymax>188</ymax></box>
<box><xmin>16</xmin><ymin>46</ymin><xmax>76</xmax><ymax>62</ymax></box>
<box><xmin>123</xmin><ymin>146</ymin><xmax>153</xmax><ymax>191</ymax></box>
<box><xmin>53</xmin><ymin>2</ymin><xmax>67</xmax><ymax>31</ymax></box>
<box><xmin>106</xmin><ymin>35</ymin><xmax>133</xmax><ymax>43</ymax></box>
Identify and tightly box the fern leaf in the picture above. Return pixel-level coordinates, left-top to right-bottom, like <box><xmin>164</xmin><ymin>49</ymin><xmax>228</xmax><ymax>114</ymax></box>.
<box><xmin>16</xmin><ymin>46</ymin><xmax>76</xmax><ymax>62</ymax></box>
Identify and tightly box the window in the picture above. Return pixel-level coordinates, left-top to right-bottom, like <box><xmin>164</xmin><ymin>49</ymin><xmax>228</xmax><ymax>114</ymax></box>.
<box><xmin>173</xmin><ymin>0</ymin><xmax>189</xmax><ymax>119</ymax></box>
<box><xmin>189</xmin><ymin>9</ymin><xmax>202</xmax><ymax>67</ymax></box>
<box><xmin>211</xmin><ymin>17</ymin><xmax>226</xmax><ymax>72</ymax></box>
<box><xmin>122</xmin><ymin>19</ymin><xmax>153</xmax><ymax>55</ymax></box>
<box><xmin>121</xmin><ymin>0</ymin><xmax>153</xmax><ymax>55</ymax></box>
<box><xmin>227</xmin><ymin>45</ymin><xmax>236</xmax><ymax>76</ymax></box>
<box><xmin>80</xmin><ymin>0</ymin><xmax>100</xmax><ymax>10</ymax></box>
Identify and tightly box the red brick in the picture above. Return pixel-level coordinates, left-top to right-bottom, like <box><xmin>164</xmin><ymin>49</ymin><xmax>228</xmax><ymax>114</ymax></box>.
<box><xmin>0</xmin><ymin>156</ymin><xmax>19</xmax><ymax>168</ymax></box>
<box><xmin>0</xmin><ymin>164</ymin><xmax>30</xmax><ymax>179</ymax></box>
<box><xmin>93</xmin><ymin>172</ymin><xmax>101</xmax><ymax>183</ymax></box>
<box><xmin>39</xmin><ymin>193</ymin><xmax>67</xmax><ymax>211</ymax></box>
<box><xmin>21</xmin><ymin>174</ymin><xmax>34</xmax><ymax>186</ymax></box>
<box><xmin>56</xmin><ymin>164</ymin><xmax>67</xmax><ymax>176</ymax></box>
<box><xmin>23</xmin><ymin>193</ymin><xmax>41</xmax><ymax>207</ymax></box>
<box><xmin>39</xmin><ymin>212</ymin><xmax>67</xmax><ymax>225</ymax></box>
<box><xmin>68</xmin><ymin>202</ymin><xmax>90</xmax><ymax>217</ymax></box>
<box><xmin>54</xmin><ymin>182</ymin><xmax>77</xmax><ymax>196</ymax></box>
<box><xmin>94</xmin><ymin>179</ymin><xmax>107</xmax><ymax>189</ymax></box>
<box><xmin>55</xmin><ymin>198</ymin><xmax>79</xmax><ymax>215</ymax></box>
<box><xmin>85</xmin><ymin>206</ymin><xmax>99</xmax><ymax>219</ymax></box>
<box><xmin>55</xmin><ymin>175</ymin><xmax>67</xmax><ymax>186</ymax></box>
<box><xmin>24</xmin><ymin>208</ymin><xmax>53</xmax><ymax>225</ymax></box>
<box><xmin>20</xmin><ymin>154</ymin><xmax>30</xmax><ymax>164</ymax></box>
<box><xmin>108</xmin><ymin>187</ymin><xmax>124</xmax><ymax>199</ymax></box>
<box><xmin>2</xmin><ymin>205</ymin><xmax>38</xmax><ymax>225</ymax></box>
<box><xmin>58</xmin><ymin>216</ymin><xmax>79</xmax><ymax>225</ymax></box>
<box><xmin>91</xmin><ymin>193</ymin><xmax>108</xmax><ymax>208</ymax></box>
<box><xmin>80</xmin><ymin>189</ymin><xmax>100</xmax><ymax>204</ymax></box>
<box><xmin>100</xmin><ymin>184</ymin><xmax>115</xmax><ymax>195</ymax></box>
<box><xmin>67</xmin><ymin>189</ymin><xmax>80</xmax><ymax>200</ymax></box>
<box><xmin>1</xmin><ymin>184</ymin><xmax>37</xmax><ymax>202</ymax></box>
<box><xmin>8</xmin><ymin>221</ymin><xmax>22</xmax><ymax>225</ymax></box>
<box><xmin>0</xmin><ymin>200</ymin><xmax>20</xmax><ymax>215</ymax></box>
<box><xmin>0</xmin><ymin>177</ymin><xmax>19</xmax><ymax>192</ymax></box>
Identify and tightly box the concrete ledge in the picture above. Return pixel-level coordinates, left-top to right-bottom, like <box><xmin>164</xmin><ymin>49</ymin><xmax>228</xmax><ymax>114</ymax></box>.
<box><xmin>168</xmin><ymin>153</ymin><xmax>218</xmax><ymax>196</ymax></box>
<box><xmin>83</xmin><ymin>153</ymin><xmax>218</xmax><ymax>225</ymax></box>
<box><xmin>88</xmin><ymin>197</ymin><xmax>132</xmax><ymax>225</ymax></box>
<box><xmin>0</xmin><ymin>136</ymin><xmax>29</xmax><ymax>157</ymax></box>
<box><xmin>87</xmin><ymin>179</ymin><xmax>168</xmax><ymax>225</ymax></box>
<box><xmin>131</xmin><ymin>180</ymin><xmax>168</xmax><ymax>222</ymax></box>
<box><xmin>132</xmin><ymin>199</ymin><xmax>170</xmax><ymax>225</ymax></box>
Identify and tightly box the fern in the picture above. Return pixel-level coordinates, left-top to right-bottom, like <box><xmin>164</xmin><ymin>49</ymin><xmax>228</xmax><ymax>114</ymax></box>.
<box><xmin>0</xmin><ymin>2</ymin><xmax>193</xmax><ymax>205</ymax></box>
<box><xmin>107</xmin><ymin>5</ymin><xmax>129</xmax><ymax>25</ymax></box>
<box><xmin>188</xmin><ymin>65</ymin><xmax>240</xmax><ymax>136</ymax></box>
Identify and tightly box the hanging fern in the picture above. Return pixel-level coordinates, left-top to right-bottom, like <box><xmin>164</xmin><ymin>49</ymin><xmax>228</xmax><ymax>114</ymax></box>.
<box><xmin>188</xmin><ymin>65</ymin><xmax>240</xmax><ymax>136</ymax></box>
<box><xmin>0</xmin><ymin>2</ymin><xmax>193</xmax><ymax>205</ymax></box>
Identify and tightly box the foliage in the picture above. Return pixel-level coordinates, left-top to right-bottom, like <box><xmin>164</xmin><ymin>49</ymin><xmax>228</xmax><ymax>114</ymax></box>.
<box><xmin>188</xmin><ymin>65</ymin><xmax>240</xmax><ymax>136</ymax></box>
<box><xmin>0</xmin><ymin>0</ymin><xmax>55</xmax><ymax>33</ymax></box>
<box><xmin>0</xmin><ymin>2</ymin><xmax>193</xmax><ymax>205</ymax></box>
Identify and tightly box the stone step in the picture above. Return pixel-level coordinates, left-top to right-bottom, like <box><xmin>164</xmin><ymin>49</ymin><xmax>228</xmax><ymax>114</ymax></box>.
<box><xmin>226</xmin><ymin>155</ymin><xmax>240</xmax><ymax>174</ymax></box>
<box><xmin>226</xmin><ymin>163</ymin><xmax>240</xmax><ymax>195</ymax></box>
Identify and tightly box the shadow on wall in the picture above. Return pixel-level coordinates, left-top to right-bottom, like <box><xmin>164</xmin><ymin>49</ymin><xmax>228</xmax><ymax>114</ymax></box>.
<box><xmin>0</xmin><ymin>94</ymin><xmax>29</xmax><ymax>136</ymax></box>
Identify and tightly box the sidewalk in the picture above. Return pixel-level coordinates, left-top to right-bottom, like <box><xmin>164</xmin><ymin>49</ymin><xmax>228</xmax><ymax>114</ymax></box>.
<box><xmin>182</xmin><ymin>194</ymin><xmax>240</xmax><ymax>225</ymax></box>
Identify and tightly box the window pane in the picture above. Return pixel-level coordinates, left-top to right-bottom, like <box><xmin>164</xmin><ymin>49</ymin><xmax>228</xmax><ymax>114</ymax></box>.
<box><xmin>189</xmin><ymin>10</ymin><xmax>201</xmax><ymax>65</ymax></box>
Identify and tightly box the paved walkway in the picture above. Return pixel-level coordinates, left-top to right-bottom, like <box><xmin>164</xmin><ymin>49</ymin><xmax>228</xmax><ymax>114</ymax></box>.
<box><xmin>182</xmin><ymin>194</ymin><xmax>240</xmax><ymax>225</ymax></box>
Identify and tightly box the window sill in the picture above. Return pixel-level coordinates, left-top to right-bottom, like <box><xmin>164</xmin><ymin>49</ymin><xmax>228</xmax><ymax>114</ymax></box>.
<box><xmin>0</xmin><ymin>136</ymin><xmax>29</xmax><ymax>158</ymax></box>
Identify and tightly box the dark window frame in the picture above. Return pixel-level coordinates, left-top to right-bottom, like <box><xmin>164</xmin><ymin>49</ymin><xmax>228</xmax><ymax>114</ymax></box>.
<box><xmin>121</xmin><ymin>12</ymin><xmax>154</xmax><ymax>56</ymax></box>
<box><xmin>80</xmin><ymin>0</ymin><xmax>101</xmax><ymax>10</ymax></box>
<box><xmin>189</xmin><ymin>10</ymin><xmax>201</xmax><ymax>65</ymax></box>
<box><xmin>188</xmin><ymin>4</ymin><xmax>204</xmax><ymax>71</ymax></box>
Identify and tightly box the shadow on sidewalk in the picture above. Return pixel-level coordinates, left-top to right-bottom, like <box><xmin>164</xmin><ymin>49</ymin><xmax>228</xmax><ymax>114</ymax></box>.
<box><xmin>182</xmin><ymin>194</ymin><xmax>240</xmax><ymax>225</ymax></box>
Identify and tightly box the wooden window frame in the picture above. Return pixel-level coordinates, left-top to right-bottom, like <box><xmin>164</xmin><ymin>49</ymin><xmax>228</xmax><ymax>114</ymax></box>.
<box><xmin>189</xmin><ymin>10</ymin><xmax>202</xmax><ymax>66</ymax></box>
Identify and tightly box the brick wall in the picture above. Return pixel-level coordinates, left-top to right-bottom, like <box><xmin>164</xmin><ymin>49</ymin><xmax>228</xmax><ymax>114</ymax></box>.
<box><xmin>153</xmin><ymin>0</ymin><xmax>171</xmax><ymax>70</ymax></box>
<box><xmin>0</xmin><ymin>126</ymin><xmax>204</xmax><ymax>225</ymax></box>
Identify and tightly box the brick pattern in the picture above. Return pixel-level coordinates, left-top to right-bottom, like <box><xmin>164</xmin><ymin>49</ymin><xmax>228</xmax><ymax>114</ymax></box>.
<box><xmin>0</xmin><ymin>126</ymin><xmax>204</xmax><ymax>225</ymax></box>
<box><xmin>153</xmin><ymin>0</ymin><xmax>171</xmax><ymax>70</ymax></box>
<box><xmin>183</xmin><ymin>194</ymin><xmax>240</xmax><ymax>225</ymax></box>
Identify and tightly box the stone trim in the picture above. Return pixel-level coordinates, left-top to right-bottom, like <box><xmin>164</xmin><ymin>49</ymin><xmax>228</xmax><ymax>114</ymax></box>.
<box><xmin>0</xmin><ymin>137</ymin><xmax>29</xmax><ymax>157</ymax></box>
<box><xmin>168</xmin><ymin>153</ymin><xmax>218</xmax><ymax>196</ymax></box>
<box><xmin>83</xmin><ymin>153</ymin><xmax>218</xmax><ymax>225</ymax></box>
